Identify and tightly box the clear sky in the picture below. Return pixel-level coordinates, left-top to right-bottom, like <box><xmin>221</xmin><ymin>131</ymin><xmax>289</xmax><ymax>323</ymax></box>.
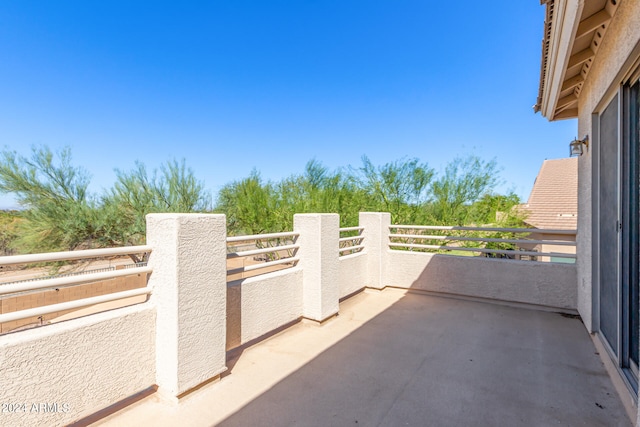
<box><xmin>0</xmin><ymin>1</ymin><xmax>577</xmax><ymax>210</ymax></box>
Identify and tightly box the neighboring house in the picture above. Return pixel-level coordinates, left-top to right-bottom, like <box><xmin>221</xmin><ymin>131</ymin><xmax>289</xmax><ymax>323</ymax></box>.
<box><xmin>535</xmin><ymin>0</ymin><xmax>640</xmax><ymax>418</ymax></box>
<box><xmin>521</xmin><ymin>157</ymin><xmax>578</xmax><ymax>263</ymax></box>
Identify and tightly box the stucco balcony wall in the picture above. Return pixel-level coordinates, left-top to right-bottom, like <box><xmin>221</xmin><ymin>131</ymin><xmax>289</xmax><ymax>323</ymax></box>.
<box><xmin>0</xmin><ymin>212</ymin><xmax>585</xmax><ymax>426</ymax></box>
<box><xmin>386</xmin><ymin>250</ymin><xmax>577</xmax><ymax>310</ymax></box>
<box><xmin>0</xmin><ymin>304</ymin><xmax>156</xmax><ymax>427</ymax></box>
<box><xmin>338</xmin><ymin>252</ymin><xmax>366</xmax><ymax>299</ymax></box>
<box><xmin>226</xmin><ymin>268</ymin><xmax>303</xmax><ymax>351</ymax></box>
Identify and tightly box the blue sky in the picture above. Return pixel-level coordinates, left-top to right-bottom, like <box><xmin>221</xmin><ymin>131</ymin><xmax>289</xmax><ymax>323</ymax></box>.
<box><xmin>0</xmin><ymin>1</ymin><xmax>576</xmax><ymax>209</ymax></box>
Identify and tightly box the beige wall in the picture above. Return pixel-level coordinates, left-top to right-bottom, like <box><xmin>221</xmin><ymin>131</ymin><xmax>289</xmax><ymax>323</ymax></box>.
<box><xmin>338</xmin><ymin>252</ymin><xmax>366</xmax><ymax>299</ymax></box>
<box><xmin>0</xmin><ymin>304</ymin><xmax>156</xmax><ymax>427</ymax></box>
<box><xmin>226</xmin><ymin>268</ymin><xmax>303</xmax><ymax>350</ymax></box>
<box><xmin>575</xmin><ymin>0</ymin><xmax>640</xmax><ymax>331</ymax></box>
<box><xmin>146</xmin><ymin>214</ymin><xmax>228</xmax><ymax>400</ymax></box>
<box><xmin>386</xmin><ymin>251</ymin><xmax>577</xmax><ymax>310</ymax></box>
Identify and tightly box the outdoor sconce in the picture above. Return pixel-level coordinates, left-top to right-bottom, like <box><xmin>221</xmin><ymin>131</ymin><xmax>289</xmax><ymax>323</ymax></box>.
<box><xmin>569</xmin><ymin>135</ymin><xmax>589</xmax><ymax>157</ymax></box>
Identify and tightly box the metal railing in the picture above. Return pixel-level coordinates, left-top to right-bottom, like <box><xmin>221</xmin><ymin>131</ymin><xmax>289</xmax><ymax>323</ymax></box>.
<box><xmin>0</xmin><ymin>246</ymin><xmax>153</xmax><ymax>325</ymax></box>
<box><xmin>0</xmin><ymin>245</ymin><xmax>152</xmax><ymax>266</ymax></box>
<box><xmin>0</xmin><ymin>262</ymin><xmax>148</xmax><ymax>286</ymax></box>
<box><xmin>227</xmin><ymin>231</ymin><xmax>300</xmax><ymax>280</ymax></box>
<box><xmin>389</xmin><ymin>225</ymin><xmax>577</xmax><ymax>262</ymax></box>
<box><xmin>339</xmin><ymin>226</ymin><xmax>365</xmax><ymax>257</ymax></box>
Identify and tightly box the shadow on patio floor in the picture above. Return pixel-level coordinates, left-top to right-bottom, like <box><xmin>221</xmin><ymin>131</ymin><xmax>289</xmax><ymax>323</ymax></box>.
<box><xmin>217</xmin><ymin>291</ymin><xmax>629</xmax><ymax>427</ymax></box>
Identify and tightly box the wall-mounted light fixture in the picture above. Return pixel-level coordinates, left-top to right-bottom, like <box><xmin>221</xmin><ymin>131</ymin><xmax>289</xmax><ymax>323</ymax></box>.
<box><xmin>569</xmin><ymin>135</ymin><xmax>589</xmax><ymax>157</ymax></box>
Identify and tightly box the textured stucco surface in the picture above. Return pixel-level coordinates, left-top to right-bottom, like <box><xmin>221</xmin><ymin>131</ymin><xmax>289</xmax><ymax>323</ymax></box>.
<box><xmin>338</xmin><ymin>253</ymin><xmax>365</xmax><ymax>299</ymax></box>
<box><xmin>147</xmin><ymin>214</ymin><xmax>227</xmax><ymax>397</ymax></box>
<box><xmin>294</xmin><ymin>214</ymin><xmax>340</xmax><ymax>321</ymax></box>
<box><xmin>0</xmin><ymin>304</ymin><xmax>155</xmax><ymax>427</ymax></box>
<box><xmin>359</xmin><ymin>212</ymin><xmax>390</xmax><ymax>289</ymax></box>
<box><xmin>386</xmin><ymin>251</ymin><xmax>577</xmax><ymax>310</ymax></box>
<box><xmin>577</xmin><ymin>150</ymin><xmax>593</xmax><ymax>330</ymax></box>
<box><xmin>575</xmin><ymin>0</ymin><xmax>640</xmax><ymax>331</ymax></box>
<box><xmin>226</xmin><ymin>268</ymin><xmax>303</xmax><ymax>350</ymax></box>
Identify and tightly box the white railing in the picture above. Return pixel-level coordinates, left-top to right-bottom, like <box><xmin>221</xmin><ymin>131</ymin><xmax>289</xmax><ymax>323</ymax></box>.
<box><xmin>0</xmin><ymin>245</ymin><xmax>152</xmax><ymax>266</ymax></box>
<box><xmin>1</xmin><ymin>262</ymin><xmax>147</xmax><ymax>285</ymax></box>
<box><xmin>0</xmin><ymin>246</ymin><xmax>153</xmax><ymax>325</ymax></box>
<box><xmin>339</xmin><ymin>226</ymin><xmax>365</xmax><ymax>257</ymax></box>
<box><xmin>389</xmin><ymin>225</ymin><xmax>577</xmax><ymax>262</ymax></box>
<box><xmin>227</xmin><ymin>231</ymin><xmax>300</xmax><ymax>280</ymax></box>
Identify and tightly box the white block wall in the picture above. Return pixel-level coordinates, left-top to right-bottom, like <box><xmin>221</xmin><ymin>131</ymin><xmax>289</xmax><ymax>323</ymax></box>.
<box><xmin>147</xmin><ymin>214</ymin><xmax>228</xmax><ymax>399</ymax></box>
<box><xmin>226</xmin><ymin>268</ymin><xmax>303</xmax><ymax>350</ymax></box>
<box><xmin>338</xmin><ymin>253</ymin><xmax>366</xmax><ymax>299</ymax></box>
<box><xmin>0</xmin><ymin>304</ymin><xmax>156</xmax><ymax>427</ymax></box>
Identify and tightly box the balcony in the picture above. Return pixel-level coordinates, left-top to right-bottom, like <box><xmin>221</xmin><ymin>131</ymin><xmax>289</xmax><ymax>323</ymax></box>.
<box><xmin>0</xmin><ymin>213</ymin><xmax>634</xmax><ymax>426</ymax></box>
<box><xmin>92</xmin><ymin>288</ymin><xmax>628</xmax><ymax>427</ymax></box>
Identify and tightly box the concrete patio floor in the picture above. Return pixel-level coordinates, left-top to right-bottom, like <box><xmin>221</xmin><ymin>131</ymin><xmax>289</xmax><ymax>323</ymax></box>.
<box><xmin>96</xmin><ymin>288</ymin><xmax>631</xmax><ymax>427</ymax></box>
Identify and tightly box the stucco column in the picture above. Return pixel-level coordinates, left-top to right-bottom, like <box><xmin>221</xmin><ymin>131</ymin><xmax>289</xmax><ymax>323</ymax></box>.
<box><xmin>146</xmin><ymin>213</ymin><xmax>227</xmax><ymax>400</ymax></box>
<box><xmin>359</xmin><ymin>212</ymin><xmax>391</xmax><ymax>290</ymax></box>
<box><xmin>294</xmin><ymin>213</ymin><xmax>340</xmax><ymax>322</ymax></box>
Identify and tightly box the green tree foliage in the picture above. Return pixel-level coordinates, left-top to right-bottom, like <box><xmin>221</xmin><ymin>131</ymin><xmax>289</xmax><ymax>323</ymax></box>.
<box><xmin>467</xmin><ymin>192</ymin><xmax>528</xmax><ymax>256</ymax></box>
<box><xmin>0</xmin><ymin>145</ymin><xmax>524</xmax><ymax>252</ymax></box>
<box><xmin>216</xmin><ymin>161</ymin><xmax>368</xmax><ymax>235</ymax></box>
<box><xmin>216</xmin><ymin>170</ymin><xmax>279</xmax><ymax>235</ymax></box>
<box><xmin>216</xmin><ymin>155</ymin><xmax>522</xmax><ymax>235</ymax></box>
<box><xmin>428</xmin><ymin>155</ymin><xmax>500</xmax><ymax>225</ymax></box>
<box><xmin>467</xmin><ymin>192</ymin><xmax>525</xmax><ymax>227</ymax></box>
<box><xmin>357</xmin><ymin>156</ymin><xmax>433</xmax><ymax>223</ymax></box>
<box><xmin>0</xmin><ymin>146</ymin><xmax>99</xmax><ymax>252</ymax></box>
<box><xmin>278</xmin><ymin>160</ymin><xmax>367</xmax><ymax>227</ymax></box>
<box><xmin>0</xmin><ymin>210</ymin><xmax>21</xmax><ymax>255</ymax></box>
<box><xmin>103</xmin><ymin>160</ymin><xmax>212</xmax><ymax>245</ymax></box>
<box><xmin>0</xmin><ymin>146</ymin><xmax>211</xmax><ymax>254</ymax></box>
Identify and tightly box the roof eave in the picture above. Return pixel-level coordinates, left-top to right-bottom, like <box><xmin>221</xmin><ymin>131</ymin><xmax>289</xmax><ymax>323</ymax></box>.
<box><xmin>536</xmin><ymin>0</ymin><xmax>584</xmax><ymax>121</ymax></box>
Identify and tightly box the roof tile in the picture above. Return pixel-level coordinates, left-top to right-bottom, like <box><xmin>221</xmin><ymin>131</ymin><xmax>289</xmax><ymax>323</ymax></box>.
<box><xmin>523</xmin><ymin>157</ymin><xmax>578</xmax><ymax>230</ymax></box>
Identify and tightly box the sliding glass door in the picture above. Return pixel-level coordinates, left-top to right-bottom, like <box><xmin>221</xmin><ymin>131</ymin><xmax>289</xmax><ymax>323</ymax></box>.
<box><xmin>598</xmin><ymin>93</ymin><xmax>620</xmax><ymax>355</ymax></box>
<box><xmin>596</xmin><ymin>77</ymin><xmax>639</xmax><ymax>391</ymax></box>
<box><xmin>621</xmin><ymin>80</ymin><xmax>639</xmax><ymax>377</ymax></box>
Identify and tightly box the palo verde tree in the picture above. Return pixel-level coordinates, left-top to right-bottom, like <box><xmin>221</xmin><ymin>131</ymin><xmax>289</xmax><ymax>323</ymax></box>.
<box><xmin>215</xmin><ymin>170</ymin><xmax>279</xmax><ymax>235</ymax></box>
<box><xmin>427</xmin><ymin>155</ymin><xmax>501</xmax><ymax>225</ymax></box>
<box><xmin>0</xmin><ymin>210</ymin><xmax>23</xmax><ymax>255</ymax></box>
<box><xmin>274</xmin><ymin>160</ymin><xmax>367</xmax><ymax>228</ymax></box>
<box><xmin>356</xmin><ymin>155</ymin><xmax>434</xmax><ymax>224</ymax></box>
<box><xmin>216</xmin><ymin>160</ymin><xmax>369</xmax><ymax>235</ymax></box>
<box><xmin>102</xmin><ymin>159</ymin><xmax>212</xmax><ymax>248</ymax></box>
<box><xmin>0</xmin><ymin>145</ymin><xmax>524</xmax><ymax>253</ymax></box>
<box><xmin>215</xmin><ymin>155</ymin><xmax>520</xmax><ymax>234</ymax></box>
<box><xmin>0</xmin><ymin>146</ymin><xmax>211</xmax><ymax>255</ymax></box>
<box><xmin>0</xmin><ymin>146</ymin><xmax>100</xmax><ymax>253</ymax></box>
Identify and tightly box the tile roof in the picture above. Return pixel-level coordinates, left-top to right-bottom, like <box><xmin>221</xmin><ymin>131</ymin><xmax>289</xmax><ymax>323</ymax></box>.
<box><xmin>523</xmin><ymin>157</ymin><xmax>578</xmax><ymax>230</ymax></box>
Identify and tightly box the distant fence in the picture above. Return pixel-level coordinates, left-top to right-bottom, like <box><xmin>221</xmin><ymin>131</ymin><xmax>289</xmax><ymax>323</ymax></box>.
<box><xmin>226</xmin><ymin>231</ymin><xmax>300</xmax><ymax>281</ymax></box>
<box><xmin>0</xmin><ymin>247</ymin><xmax>152</xmax><ymax>334</ymax></box>
<box><xmin>0</xmin><ymin>262</ymin><xmax>147</xmax><ymax>285</ymax></box>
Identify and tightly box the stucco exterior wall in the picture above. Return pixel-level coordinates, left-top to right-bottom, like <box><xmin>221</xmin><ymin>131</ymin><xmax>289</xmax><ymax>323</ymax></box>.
<box><xmin>294</xmin><ymin>214</ymin><xmax>340</xmax><ymax>322</ymax></box>
<box><xmin>576</xmin><ymin>151</ymin><xmax>593</xmax><ymax>330</ymax></box>
<box><xmin>226</xmin><ymin>268</ymin><xmax>303</xmax><ymax>350</ymax></box>
<box><xmin>360</xmin><ymin>212</ymin><xmax>391</xmax><ymax>290</ymax></box>
<box><xmin>575</xmin><ymin>0</ymin><xmax>640</xmax><ymax>332</ymax></box>
<box><xmin>338</xmin><ymin>253</ymin><xmax>366</xmax><ymax>299</ymax></box>
<box><xmin>146</xmin><ymin>214</ymin><xmax>227</xmax><ymax>398</ymax></box>
<box><xmin>386</xmin><ymin>251</ymin><xmax>577</xmax><ymax>310</ymax></box>
<box><xmin>0</xmin><ymin>304</ymin><xmax>156</xmax><ymax>427</ymax></box>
